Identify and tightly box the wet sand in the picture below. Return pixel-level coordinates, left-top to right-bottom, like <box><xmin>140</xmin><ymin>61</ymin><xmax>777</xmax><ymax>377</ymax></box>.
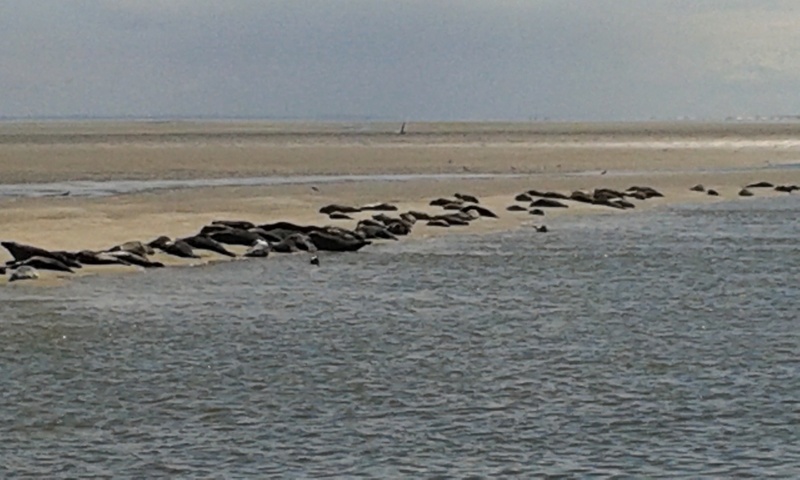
<box><xmin>1</xmin><ymin>121</ymin><xmax>798</xmax><ymax>282</ymax></box>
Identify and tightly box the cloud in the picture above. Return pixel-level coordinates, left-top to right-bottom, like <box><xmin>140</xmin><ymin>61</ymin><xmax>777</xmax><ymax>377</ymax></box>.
<box><xmin>1</xmin><ymin>1</ymin><xmax>800</xmax><ymax>120</ymax></box>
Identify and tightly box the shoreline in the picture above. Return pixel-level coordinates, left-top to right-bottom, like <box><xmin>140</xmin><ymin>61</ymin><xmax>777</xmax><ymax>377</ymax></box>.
<box><xmin>1</xmin><ymin>170</ymin><xmax>796</xmax><ymax>287</ymax></box>
<box><xmin>1</xmin><ymin>121</ymin><xmax>798</xmax><ymax>285</ymax></box>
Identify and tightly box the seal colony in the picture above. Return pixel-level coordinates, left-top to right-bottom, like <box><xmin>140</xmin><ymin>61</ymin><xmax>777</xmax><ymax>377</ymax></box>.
<box><xmin>2</xmin><ymin>179</ymin><xmax>795</xmax><ymax>284</ymax></box>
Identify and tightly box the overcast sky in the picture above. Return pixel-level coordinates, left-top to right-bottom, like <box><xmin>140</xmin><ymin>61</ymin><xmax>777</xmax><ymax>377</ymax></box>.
<box><xmin>2</xmin><ymin>1</ymin><xmax>800</xmax><ymax>121</ymax></box>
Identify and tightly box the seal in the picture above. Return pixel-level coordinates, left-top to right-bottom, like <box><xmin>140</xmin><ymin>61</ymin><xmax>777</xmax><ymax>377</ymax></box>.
<box><xmin>594</xmin><ymin>188</ymin><xmax>626</xmax><ymax>199</ymax></box>
<box><xmin>514</xmin><ymin>193</ymin><xmax>533</xmax><ymax>202</ymax></box>
<box><xmin>198</xmin><ymin>224</ymin><xmax>232</xmax><ymax>235</ymax></box>
<box><xmin>246</xmin><ymin>228</ymin><xmax>283</xmax><ymax>242</ymax></box>
<box><xmin>430</xmin><ymin>197</ymin><xmax>461</xmax><ymax>207</ymax></box>
<box><xmin>738</xmin><ymin>188</ymin><xmax>754</xmax><ymax>197</ymax></box>
<box><xmin>108</xmin><ymin>241</ymin><xmax>155</xmax><ymax>257</ymax></box>
<box><xmin>460</xmin><ymin>205</ymin><xmax>498</xmax><ymax>218</ymax></box>
<box><xmin>357</xmin><ymin>218</ymin><xmax>384</xmax><ymax>229</ymax></box>
<box><xmin>454</xmin><ymin>193</ymin><xmax>480</xmax><ymax>204</ymax></box>
<box><xmin>590</xmin><ymin>196</ymin><xmax>619</xmax><ymax>209</ymax></box>
<box><xmin>8</xmin><ymin>256</ymin><xmax>74</xmax><ymax>273</ymax></box>
<box><xmin>538</xmin><ymin>191</ymin><xmax>569</xmax><ymax>200</ymax></box>
<box><xmin>356</xmin><ymin>224</ymin><xmax>398</xmax><ymax>241</ymax></box>
<box><xmin>208</xmin><ymin>228</ymin><xmax>264</xmax><ymax>246</ymax></box>
<box><xmin>625</xmin><ymin>186</ymin><xmax>664</xmax><ymax>199</ymax></box>
<box><xmin>211</xmin><ymin>219</ymin><xmax>256</xmax><ymax>230</ymax></box>
<box><xmin>148</xmin><ymin>236</ymin><xmax>200</xmax><ymax>259</ymax></box>
<box><xmin>360</xmin><ymin>202</ymin><xmax>398</xmax><ymax>212</ymax></box>
<box><xmin>270</xmin><ymin>233</ymin><xmax>316</xmax><ymax>253</ymax></box>
<box><xmin>462</xmin><ymin>209</ymin><xmax>480</xmax><ymax>220</ymax></box>
<box><xmin>690</xmin><ymin>184</ymin><xmax>705</xmax><ymax>192</ymax></box>
<box><xmin>104</xmin><ymin>250</ymin><xmax>164</xmax><ymax>268</ymax></box>
<box><xmin>180</xmin><ymin>235</ymin><xmax>237</xmax><ymax>257</ymax></box>
<box><xmin>399</xmin><ymin>212</ymin><xmax>417</xmax><ymax>224</ymax></box>
<box><xmin>531</xmin><ymin>198</ymin><xmax>568</xmax><ymax>208</ymax></box>
<box><xmin>507</xmin><ymin>205</ymin><xmax>527</xmax><ymax>212</ymax></box>
<box><xmin>244</xmin><ymin>239</ymin><xmax>270</xmax><ymax>258</ymax></box>
<box><xmin>370</xmin><ymin>215</ymin><xmax>413</xmax><ymax>235</ymax></box>
<box><xmin>441</xmin><ymin>203</ymin><xmax>463</xmax><ymax>210</ymax></box>
<box><xmin>1</xmin><ymin>241</ymin><xmax>82</xmax><ymax>269</ymax></box>
<box><xmin>308</xmin><ymin>231</ymin><xmax>371</xmax><ymax>252</ymax></box>
<box><xmin>612</xmin><ymin>198</ymin><xmax>636</xmax><ymax>209</ymax></box>
<box><xmin>257</xmin><ymin>222</ymin><xmax>318</xmax><ymax>234</ymax></box>
<box><xmin>430</xmin><ymin>214</ymin><xmax>470</xmax><ymax>226</ymax></box>
<box><xmin>624</xmin><ymin>190</ymin><xmax>648</xmax><ymax>200</ymax></box>
<box><xmin>569</xmin><ymin>191</ymin><xmax>595</xmax><ymax>204</ymax></box>
<box><xmin>405</xmin><ymin>211</ymin><xmax>433</xmax><ymax>220</ymax></box>
<box><xmin>426</xmin><ymin>219</ymin><xmax>451</xmax><ymax>227</ymax></box>
<box><xmin>321</xmin><ymin>226</ymin><xmax>365</xmax><ymax>242</ymax></box>
<box><xmin>9</xmin><ymin>265</ymin><xmax>39</xmax><ymax>282</ymax></box>
<box><xmin>385</xmin><ymin>221</ymin><xmax>411</xmax><ymax>236</ymax></box>
<box><xmin>75</xmin><ymin>250</ymin><xmax>132</xmax><ymax>266</ymax></box>
<box><xmin>745</xmin><ymin>181</ymin><xmax>773</xmax><ymax>188</ymax></box>
<box><xmin>319</xmin><ymin>204</ymin><xmax>361</xmax><ymax>215</ymax></box>
<box><xmin>371</xmin><ymin>213</ymin><xmax>397</xmax><ymax>225</ymax></box>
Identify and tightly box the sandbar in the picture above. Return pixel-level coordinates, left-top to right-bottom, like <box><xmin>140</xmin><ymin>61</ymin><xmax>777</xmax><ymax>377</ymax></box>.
<box><xmin>1</xmin><ymin>121</ymin><xmax>798</xmax><ymax>283</ymax></box>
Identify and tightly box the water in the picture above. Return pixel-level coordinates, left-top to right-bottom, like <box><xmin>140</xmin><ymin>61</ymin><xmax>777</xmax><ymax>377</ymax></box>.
<box><xmin>0</xmin><ymin>160</ymin><xmax>796</xmax><ymax>199</ymax></box>
<box><xmin>1</xmin><ymin>196</ymin><xmax>798</xmax><ymax>477</ymax></box>
<box><xmin>0</xmin><ymin>174</ymin><xmax>525</xmax><ymax>199</ymax></box>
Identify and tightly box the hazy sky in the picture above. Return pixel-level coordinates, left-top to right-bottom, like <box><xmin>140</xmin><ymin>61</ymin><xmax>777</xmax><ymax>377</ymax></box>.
<box><xmin>2</xmin><ymin>1</ymin><xmax>800</xmax><ymax>121</ymax></box>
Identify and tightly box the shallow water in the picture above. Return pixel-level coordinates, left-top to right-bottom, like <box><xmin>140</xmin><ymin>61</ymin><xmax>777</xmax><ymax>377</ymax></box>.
<box><xmin>0</xmin><ymin>173</ymin><xmax>525</xmax><ymax>199</ymax></box>
<box><xmin>0</xmin><ymin>161</ymin><xmax>795</xmax><ymax>198</ymax></box>
<box><xmin>1</xmin><ymin>197</ymin><xmax>799</xmax><ymax>477</ymax></box>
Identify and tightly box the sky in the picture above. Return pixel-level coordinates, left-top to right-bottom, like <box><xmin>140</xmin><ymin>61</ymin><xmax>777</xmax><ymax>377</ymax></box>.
<box><xmin>2</xmin><ymin>1</ymin><xmax>800</xmax><ymax>121</ymax></box>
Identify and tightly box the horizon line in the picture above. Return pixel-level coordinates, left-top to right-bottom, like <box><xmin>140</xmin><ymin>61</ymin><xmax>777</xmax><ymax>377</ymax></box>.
<box><xmin>2</xmin><ymin>114</ymin><xmax>800</xmax><ymax>124</ymax></box>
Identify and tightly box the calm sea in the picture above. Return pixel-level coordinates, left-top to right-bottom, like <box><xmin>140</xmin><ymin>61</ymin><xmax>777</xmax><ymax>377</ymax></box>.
<box><xmin>1</xmin><ymin>196</ymin><xmax>798</xmax><ymax>478</ymax></box>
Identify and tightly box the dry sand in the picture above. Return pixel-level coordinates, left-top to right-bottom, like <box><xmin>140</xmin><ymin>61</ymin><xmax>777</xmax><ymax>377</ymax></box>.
<box><xmin>1</xmin><ymin>120</ymin><xmax>798</xmax><ymax>283</ymax></box>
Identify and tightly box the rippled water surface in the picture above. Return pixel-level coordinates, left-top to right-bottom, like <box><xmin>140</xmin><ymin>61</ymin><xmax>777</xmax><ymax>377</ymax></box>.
<box><xmin>1</xmin><ymin>197</ymin><xmax>799</xmax><ymax>477</ymax></box>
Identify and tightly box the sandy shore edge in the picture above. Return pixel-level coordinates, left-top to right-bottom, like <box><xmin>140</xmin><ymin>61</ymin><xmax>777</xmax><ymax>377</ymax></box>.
<box><xmin>1</xmin><ymin>168</ymin><xmax>797</xmax><ymax>287</ymax></box>
<box><xmin>2</xmin><ymin>121</ymin><xmax>799</xmax><ymax>286</ymax></box>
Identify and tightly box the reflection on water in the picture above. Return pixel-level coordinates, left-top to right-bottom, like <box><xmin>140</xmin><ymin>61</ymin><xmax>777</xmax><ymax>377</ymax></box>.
<box><xmin>1</xmin><ymin>197</ymin><xmax>798</xmax><ymax>477</ymax></box>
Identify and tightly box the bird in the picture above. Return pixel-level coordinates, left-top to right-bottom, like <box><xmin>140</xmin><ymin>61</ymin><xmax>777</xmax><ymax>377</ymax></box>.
<box><xmin>310</xmin><ymin>186</ymin><xmax>320</xmax><ymax>192</ymax></box>
<box><xmin>310</xmin><ymin>255</ymin><xmax>320</xmax><ymax>266</ymax></box>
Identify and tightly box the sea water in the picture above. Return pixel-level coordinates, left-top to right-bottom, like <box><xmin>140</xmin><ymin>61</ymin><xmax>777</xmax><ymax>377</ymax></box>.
<box><xmin>0</xmin><ymin>196</ymin><xmax>798</xmax><ymax>477</ymax></box>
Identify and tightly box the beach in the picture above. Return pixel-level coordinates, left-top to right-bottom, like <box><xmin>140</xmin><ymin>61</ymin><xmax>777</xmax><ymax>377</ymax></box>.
<box><xmin>2</xmin><ymin>122</ymin><xmax>800</xmax><ymax>477</ymax></box>
<box><xmin>1</xmin><ymin>120</ymin><xmax>798</xmax><ymax>276</ymax></box>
